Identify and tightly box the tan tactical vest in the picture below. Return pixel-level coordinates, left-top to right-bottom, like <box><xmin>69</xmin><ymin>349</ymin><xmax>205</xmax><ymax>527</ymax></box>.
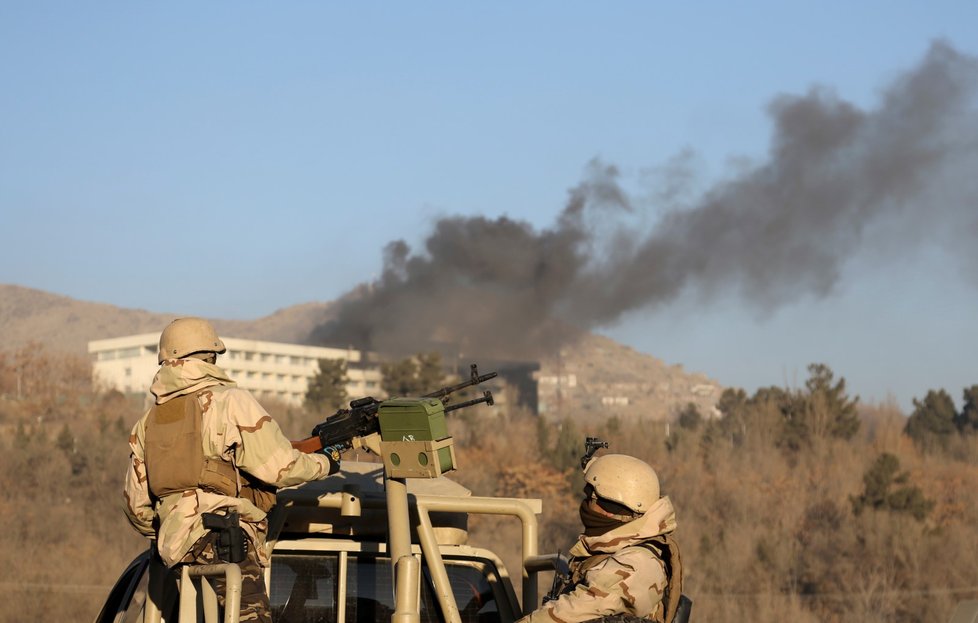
<box><xmin>569</xmin><ymin>534</ymin><xmax>684</xmax><ymax>623</ymax></box>
<box><xmin>144</xmin><ymin>390</ymin><xmax>277</xmax><ymax>512</ymax></box>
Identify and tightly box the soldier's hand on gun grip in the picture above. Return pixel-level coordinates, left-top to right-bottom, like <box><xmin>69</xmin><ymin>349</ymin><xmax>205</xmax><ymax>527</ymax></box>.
<box><xmin>320</xmin><ymin>444</ymin><xmax>343</xmax><ymax>466</ymax></box>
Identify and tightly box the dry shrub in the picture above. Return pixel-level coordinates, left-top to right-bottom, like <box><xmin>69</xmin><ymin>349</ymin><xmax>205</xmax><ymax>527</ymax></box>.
<box><xmin>0</xmin><ymin>350</ymin><xmax>147</xmax><ymax>622</ymax></box>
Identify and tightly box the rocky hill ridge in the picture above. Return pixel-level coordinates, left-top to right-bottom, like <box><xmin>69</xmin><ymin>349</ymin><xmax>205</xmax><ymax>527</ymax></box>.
<box><xmin>0</xmin><ymin>284</ymin><xmax>722</xmax><ymax>420</ymax></box>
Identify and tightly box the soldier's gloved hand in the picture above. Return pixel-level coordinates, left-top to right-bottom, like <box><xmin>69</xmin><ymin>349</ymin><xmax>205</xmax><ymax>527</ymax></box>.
<box><xmin>320</xmin><ymin>444</ymin><xmax>343</xmax><ymax>472</ymax></box>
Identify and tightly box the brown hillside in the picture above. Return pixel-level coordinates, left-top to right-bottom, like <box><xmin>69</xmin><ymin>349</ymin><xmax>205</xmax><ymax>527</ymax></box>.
<box><xmin>0</xmin><ymin>284</ymin><xmax>336</xmax><ymax>355</ymax></box>
<box><xmin>537</xmin><ymin>333</ymin><xmax>722</xmax><ymax>422</ymax></box>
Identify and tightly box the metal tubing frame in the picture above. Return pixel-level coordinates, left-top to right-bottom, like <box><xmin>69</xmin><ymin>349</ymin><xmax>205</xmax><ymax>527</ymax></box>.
<box><xmin>415</xmin><ymin>504</ymin><xmax>462</xmax><ymax>623</ymax></box>
<box><xmin>178</xmin><ymin>563</ymin><xmax>243</xmax><ymax>623</ymax></box>
<box><xmin>413</xmin><ymin>495</ymin><xmax>540</xmax><ymax>616</ymax></box>
<box><xmin>337</xmin><ymin>550</ymin><xmax>349</xmax><ymax>623</ymax></box>
<box><xmin>524</xmin><ymin>553</ymin><xmax>570</xmax><ymax>577</ymax></box>
<box><xmin>144</xmin><ymin>554</ymin><xmax>167</xmax><ymax>623</ymax></box>
<box><xmin>391</xmin><ymin>554</ymin><xmax>422</xmax><ymax>623</ymax></box>
<box><xmin>266</xmin><ymin>489</ymin><xmax>542</xmax><ymax>618</ymax></box>
<box><xmin>386</xmin><ymin>477</ymin><xmax>419</xmax><ymax>623</ymax></box>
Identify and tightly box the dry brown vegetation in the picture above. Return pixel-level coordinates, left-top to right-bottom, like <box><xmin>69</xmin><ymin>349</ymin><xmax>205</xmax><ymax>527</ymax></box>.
<box><xmin>2</xmin><ymin>348</ymin><xmax>977</xmax><ymax>622</ymax></box>
<box><xmin>448</xmin><ymin>390</ymin><xmax>978</xmax><ymax>623</ymax></box>
<box><xmin>0</xmin><ymin>346</ymin><xmax>148</xmax><ymax>622</ymax></box>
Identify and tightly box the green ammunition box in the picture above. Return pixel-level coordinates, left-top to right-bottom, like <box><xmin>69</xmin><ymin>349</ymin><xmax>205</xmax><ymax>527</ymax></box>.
<box><xmin>378</xmin><ymin>398</ymin><xmax>454</xmax><ymax>474</ymax></box>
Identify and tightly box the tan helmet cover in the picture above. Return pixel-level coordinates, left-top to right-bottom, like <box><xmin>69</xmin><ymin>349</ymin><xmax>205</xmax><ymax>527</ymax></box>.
<box><xmin>584</xmin><ymin>454</ymin><xmax>660</xmax><ymax>513</ymax></box>
<box><xmin>158</xmin><ymin>317</ymin><xmax>226</xmax><ymax>364</ymax></box>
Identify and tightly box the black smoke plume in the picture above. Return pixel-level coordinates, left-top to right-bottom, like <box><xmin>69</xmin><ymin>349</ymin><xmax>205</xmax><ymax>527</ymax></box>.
<box><xmin>313</xmin><ymin>41</ymin><xmax>978</xmax><ymax>360</ymax></box>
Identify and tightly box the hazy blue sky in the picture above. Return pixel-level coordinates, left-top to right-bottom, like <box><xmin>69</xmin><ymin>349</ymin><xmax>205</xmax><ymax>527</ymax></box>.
<box><xmin>2</xmin><ymin>2</ymin><xmax>977</xmax><ymax>411</ymax></box>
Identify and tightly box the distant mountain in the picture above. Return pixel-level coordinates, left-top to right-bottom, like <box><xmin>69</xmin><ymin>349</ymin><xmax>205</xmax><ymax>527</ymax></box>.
<box><xmin>0</xmin><ymin>284</ymin><xmax>336</xmax><ymax>355</ymax></box>
<box><xmin>537</xmin><ymin>333</ymin><xmax>722</xmax><ymax>422</ymax></box>
<box><xmin>0</xmin><ymin>284</ymin><xmax>722</xmax><ymax>420</ymax></box>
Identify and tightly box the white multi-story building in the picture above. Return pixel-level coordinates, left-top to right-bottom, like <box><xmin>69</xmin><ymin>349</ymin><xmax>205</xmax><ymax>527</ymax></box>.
<box><xmin>88</xmin><ymin>333</ymin><xmax>383</xmax><ymax>406</ymax></box>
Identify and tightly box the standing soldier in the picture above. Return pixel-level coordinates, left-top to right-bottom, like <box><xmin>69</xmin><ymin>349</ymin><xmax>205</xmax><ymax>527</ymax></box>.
<box><xmin>521</xmin><ymin>454</ymin><xmax>688</xmax><ymax>623</ymax></box>
<box><xmin>123</xmin><ymin>318</ymin><xmax>340</xmax><ymax>623</ymax></box>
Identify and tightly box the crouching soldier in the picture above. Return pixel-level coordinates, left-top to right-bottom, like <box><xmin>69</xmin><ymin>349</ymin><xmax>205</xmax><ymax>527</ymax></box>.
<box><xmin>123</xmin><ymin>318</ymin><xmax>340</xmax><ymax>623</ymax></box>
<box><xmin>521</xmin><ymin>454</ymin><xmax>690</xmax><ymax>623</ymax></box>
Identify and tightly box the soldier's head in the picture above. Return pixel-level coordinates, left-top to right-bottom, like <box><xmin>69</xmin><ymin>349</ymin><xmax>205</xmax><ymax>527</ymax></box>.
<box><xmin>579</xmin><ymin>454</ymin><xmax>660</xmax><ymax>535</ymax></box>
<box><xmin>158</xmin><ymin>317</ymin><xmax>226</xmax><ymax>364</ymax></box>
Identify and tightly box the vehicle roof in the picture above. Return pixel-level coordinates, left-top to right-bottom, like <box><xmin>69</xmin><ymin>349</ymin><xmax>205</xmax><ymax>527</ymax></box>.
<box><xmin>282</xmin><ymin>460</ymin><xmax>474</xmax><ymax>499</ymax></box>
<box><xmin>274</xmin><ymin>460</ymin><xmax>473</xmax><ymax>543</ymax></box>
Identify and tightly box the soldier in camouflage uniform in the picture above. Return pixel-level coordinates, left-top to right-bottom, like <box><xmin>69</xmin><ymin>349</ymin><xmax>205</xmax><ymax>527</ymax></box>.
<box><xmin>124</xmin><ymin>318</ymin><xmax>339</xmax><ymax>623</ymax></box>
<box><xmin>520</xmin><ymin>454</ymin><xmax>683</xmax><ymax>623</ymax></box>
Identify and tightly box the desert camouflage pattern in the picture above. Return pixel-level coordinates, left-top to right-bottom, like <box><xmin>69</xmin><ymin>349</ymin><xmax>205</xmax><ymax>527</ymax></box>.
<box><xmin>188</xmin><ymin>531</ymin><xmax>271</xmax><ymax>623</ymax></box>
<box><xmin>124</xmin><ymin>358</ymin><xmax>335</xmax><ymax>567</ymax></box>
<box><xmin>520</xmin><ymin>496</ymin><xmax>678</xmax><ymax>623</ymax></box>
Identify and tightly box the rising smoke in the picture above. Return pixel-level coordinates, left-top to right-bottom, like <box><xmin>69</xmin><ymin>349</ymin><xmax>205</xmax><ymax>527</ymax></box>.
<box><xmin>313</xmin><ymin>41</ymin><xmax>978</xmax><ymax>360</ymax></box>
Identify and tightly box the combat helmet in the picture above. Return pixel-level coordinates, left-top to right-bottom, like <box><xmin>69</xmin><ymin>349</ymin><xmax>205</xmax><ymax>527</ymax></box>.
<box><xmin>158</xmin><ymin>317</ymin><xmax>226</xmax><ymax>363</ymax></box>
<box><xmin>583</xmin><ymin>454</ymin><xmax>660</xmax><ymax>514</ymax></box>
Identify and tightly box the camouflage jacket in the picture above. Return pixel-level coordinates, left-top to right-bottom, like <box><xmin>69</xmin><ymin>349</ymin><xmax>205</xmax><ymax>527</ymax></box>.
<box><xmin>520</xmin><ymin>496</ymin><xmax>678</xmax><ymax>623</ymax></box>
<box><xmin>124</xmin><ymin>358</ymin><xmax>336</xmax><ymax>567</ymax></box>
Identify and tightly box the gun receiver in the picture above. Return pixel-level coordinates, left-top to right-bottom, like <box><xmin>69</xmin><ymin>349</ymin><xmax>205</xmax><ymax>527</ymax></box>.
<box><xmin>291</xmin><ymin>363</ymin><xmax>496</xmax><ymax>455</ymax></box>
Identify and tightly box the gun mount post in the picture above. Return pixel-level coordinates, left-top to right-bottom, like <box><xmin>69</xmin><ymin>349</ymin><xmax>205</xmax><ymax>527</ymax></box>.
<box><xmin>286</xmin><ymin>363</ymin><xmax>499</xmax><ymax>623</ymax></box>
<box><xmin>378</xmin><ymin>394</ymin><xmax>467</xmax><ymax>623</ymax></box>
<box><xmin>391</xmin><ymin>554</ymin><xmax>422</xmax><ymax>623</ymax></box>
<box><xmin>386</xmin><ymin>476</ymin><xmax>417</xmax><ymax>623</ymax></box>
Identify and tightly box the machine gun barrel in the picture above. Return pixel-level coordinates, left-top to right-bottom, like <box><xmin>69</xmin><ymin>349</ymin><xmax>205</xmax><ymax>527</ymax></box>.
<box><xmin>444</xmin><ymin>390</ymin><xmax>494</xmax><ymax>413</ymax></box>
<box><xmin>423</xmin><ymin>363</ymin><xmax>497</xmax><ymax>402</ymax></box>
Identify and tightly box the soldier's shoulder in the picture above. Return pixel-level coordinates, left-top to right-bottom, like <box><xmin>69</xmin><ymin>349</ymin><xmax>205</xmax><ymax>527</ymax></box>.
<box><xmin>206</xmin><ymin>385</ymin><xmax>258</xmax><ymax>404</ymax></box>
<box><xmin>611</xmin><ymin>544</ymin><xmax>667</xmax><ymax>574</ymax></box>
<box><xmin>199</xmin><ymin>385</ymin><xmax>264</xmax><ymax>416</ymax></box>
<box><xmin>205</xmin><ymin>386</ymin><xmax>275</xmax><ymax>428</ymax></box>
